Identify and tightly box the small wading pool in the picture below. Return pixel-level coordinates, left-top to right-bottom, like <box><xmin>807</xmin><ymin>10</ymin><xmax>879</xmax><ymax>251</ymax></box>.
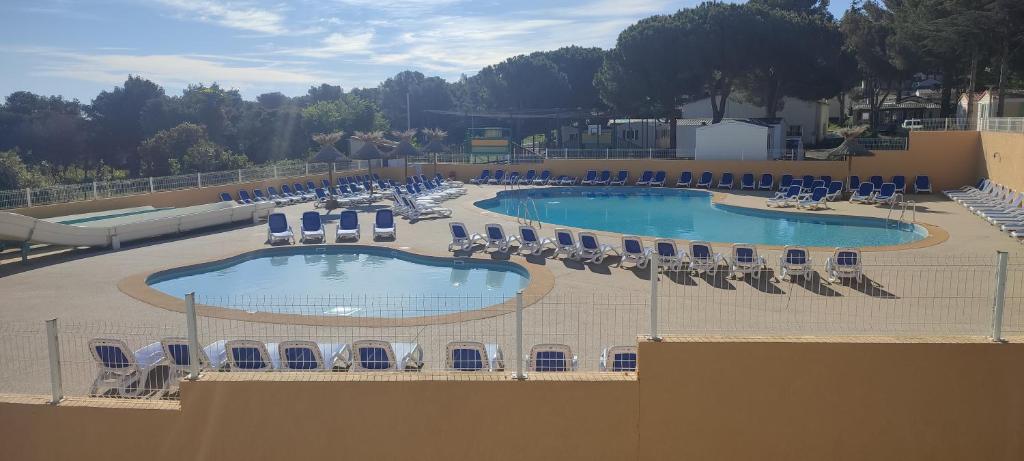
<box><xmin>475</xmin><ymin>187</ymin><xmax>927</xmax><ymax>247</ymax></box>
<box><xmin>147</xmin><ymin>246</ymin><xmax>530</xmax><ymax>317</ymax></box>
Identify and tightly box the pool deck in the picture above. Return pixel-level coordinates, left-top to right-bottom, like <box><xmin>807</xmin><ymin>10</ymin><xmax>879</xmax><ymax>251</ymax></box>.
<box><xmin>1</xmin><ymin>183</ymin><xmax>1022</xmax><ymax>394</ymax></box>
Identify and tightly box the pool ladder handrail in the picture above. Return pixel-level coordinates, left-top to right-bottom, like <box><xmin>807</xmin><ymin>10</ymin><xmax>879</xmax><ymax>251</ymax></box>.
<box><xmin>507</xmin><ymin>180</ymin><xmax>541</xmax><ymax>228</ymax></box>
<box><xmin>885</xmin><ymin>193</ymin><xmax>916</xmax><ymax>228</ymax></box>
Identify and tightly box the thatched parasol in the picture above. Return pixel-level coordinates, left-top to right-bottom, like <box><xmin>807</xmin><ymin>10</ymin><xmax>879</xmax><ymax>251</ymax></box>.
<box><xmin>422</xmin><ymin>128</ymin><xmax>450</xmax><ymax>177</ymax></box>
<box><xmin>349</xmin><ymin>131</ymin><xmax>388</xmax><ymax>195</ymax></box>
<box><xmin>806</xmin><ymin>126</ymin><xmax>873</xmax><ymax>181</ymax></box>
<box><xmin>390</xmin><ymin>129</ymin><xmax>421</xmax><ymax>180</ymax></box>
<box><xmin>312</xmin><ymin>132</ymin><xmax>345</xmax><ymax>189</ymax></box>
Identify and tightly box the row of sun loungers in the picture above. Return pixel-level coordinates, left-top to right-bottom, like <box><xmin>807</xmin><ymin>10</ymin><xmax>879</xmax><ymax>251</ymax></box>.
<box><xmin>944</xmin><ymin>179</ymin><xmax>1024</xmax><ymax>242</ymax></box>
<box><xmin>266</xmin><ymin>209</ymin><xmax>396</xmax><ymax>244</ymax></box>
<box><xmin>448</xmin><ymin>224</ymin><xmax>864</xmax><ymax>283</ymax></box>
<box><xmin>87</xmin><ymin>338</ymin><xmax>638</xmax><ymax>398</ymax></box>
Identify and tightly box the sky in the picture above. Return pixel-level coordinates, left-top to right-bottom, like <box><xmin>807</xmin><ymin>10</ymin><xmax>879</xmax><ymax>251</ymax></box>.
<box><xmin>0</xmin><ymin>0</ymin><xmax>855</xmax><ymax>102</ymax></box>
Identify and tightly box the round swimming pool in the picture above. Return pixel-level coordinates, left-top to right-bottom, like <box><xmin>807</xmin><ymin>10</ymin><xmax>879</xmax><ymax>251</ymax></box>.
<box><xmin>475</xmin><ymin>187</ymin><xmax>926</xmax><ymax>247</ymax></box>
<box><xmin>147</xmin><ymin>246</ymin><xmax>530</xmax><ymax>317</ymax></box>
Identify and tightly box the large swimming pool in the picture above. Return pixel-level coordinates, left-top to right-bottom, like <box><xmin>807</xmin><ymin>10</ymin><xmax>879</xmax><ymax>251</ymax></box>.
<box><xmin>147</xmin><ymin>246</ymin><xmax>530</xmax><ymax>317</ymax></box>
<box><xmin>475</xmin><ymin>187</ymin><xmax>926</xmax><ymax>247</ymax></box>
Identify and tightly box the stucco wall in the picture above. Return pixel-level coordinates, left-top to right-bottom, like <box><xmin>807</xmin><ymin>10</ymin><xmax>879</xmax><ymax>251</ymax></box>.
<box><xmin>979</xmin><ymin>131</ymin><xmax>1024</xmax><ymax>192</ymax></box>
<box><xmin>638</xmin><ymin>337</ymin><xmax>1024</xmax><ymax>461</ymax></box>
<box><xmin>2</xmin><ymin>337</ymin><xmax>1022</xmax><ymax>461</ymax></box>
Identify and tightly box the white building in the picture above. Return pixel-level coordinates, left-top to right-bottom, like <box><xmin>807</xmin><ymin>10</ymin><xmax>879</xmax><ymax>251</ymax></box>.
<box><xmin>680</xmin><ymin>94</ymin><xmax>829</xmax><ymax>145</ymax></box>
<box><xmin>685</xmin><ymin>119</ymin><xmax>784</xmax><ymax>161</ymax></box>
<box><xmin>957</xmin><ymin>90</ymin><xmax>1024</xmax><ymax>126</ymax></box>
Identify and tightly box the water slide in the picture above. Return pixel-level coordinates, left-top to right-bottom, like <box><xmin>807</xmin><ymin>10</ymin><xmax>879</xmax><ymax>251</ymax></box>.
<box><xmin>0</xmin><ymin>201</ymin><xmax>275</xmax><ymax>254</ymax></box>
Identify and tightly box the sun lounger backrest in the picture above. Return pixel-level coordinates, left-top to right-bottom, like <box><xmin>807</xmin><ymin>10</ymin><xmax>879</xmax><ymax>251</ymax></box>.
<box><xmin>520</xmin><ymin>226</ymin><xmax>538</xmax><ymax>243</ymax></box>
<box><xmin>486</xmin><ymin>224</ymin><xmax>504</xmax><ymax>240</ymax></box>
<box><xmin>915</xmin><ymin>176</ymin><xmax>928</xmax><ymax>189</ymax></box>
<box><xmin>220</xmin><ymin>192</ymin><xmax>232</xmax><ymax>201</ymax></box>
<box><xmin>301</xmin><ymin>211</ymin><xmax>321</xmax><ymax>231</ymax></box>
<box><xmin>878</xmin><ymin>183</ymin><xmax>896</xmax><ymax>196</ymax></box>
<box><xmin>376</xmin><ymin>209</ymin><xmax>394</xmax><ymax>228</ymax></box>
<box><xmin>580</xmin><ymin>233</ymin><xmax>598</xmax><ymax>250</ymax></box>
<box><xmin>856</xmin><ymin>183</ymin><xmax>873</xmax><ymax>196</ymax></box>
<box><xmin>828</xmin><ymin>181</ymin><xmax>843</xmax><ymax>193</ymax></box>
<box><xmin>446</xmin><ymin>341</ymin><xmax>487</xmax><ymax>371</ymax></box>
<box><xmin>623</xmin><ymin>238</ymin><xmax>643</xmax><ymax>254</ymax></box>
<box><xmin>656</xmin><ymin>241</ymin><xmax>675</xmax><ymax>257</ymax></box>
<box><xmin>90</xmin><ymin>339</ymin><xmax>135</xmax><ymax>370</ymax></box>
<box><xmin>779</xmin><ymin>175</ymin><xmax>793</xmax><ymax>189</ymax></box>
<box><xmin>820</xmin><ymin>176</ymin><xmax>832</xmax><ymax>184</ymax></box>
<box><xmin>835</xmin><ymin>248</ymin><xmax>859</xmax><ymax>266</ymax></box>
<box><xmin>811</xmin><ymin>187</ymin><xmax>827</xmax><ymax>200</ymax></box>
<box><xmin>699</xmin><ymin>171</ymin><xmax>712</xmax><ymax>183</ymax></box>
<box><xmin>734</xmin><ymin>246</ymin><xmax>756</xmax><ymax>263</ymax></box>
<box><xmin>869</xmin><ymin>176</ymin><xmax>883</xmax><ymax>190</ymax></box>
<box><xmin>353</xmin><ymin>340</ymin><xmax>397</xmax><ymax>371</ymax></box>
<box><xmin>268</xmin><ymin>213</ymin><xmax>288</xmax><ymax>233</ymax></box>
<box><xmin>604</xmin><ymin>346</ymin><xmax>638</xmax><ymax>372</ymax></box>
<box><xmin>531</xmin><ymin>344</ymin><xmax>573</xmax><ymax>372</ymax></box>
<box><xmin>556</xmin><ymin>230</ymin><xmax>574</xmax><ymax>246</ymax></box>
<box><xmin>451</xmin><ymin>223</ymin><xmax>468</xmax><ymax>239</ymax></box>
<box><xmin>279</xmin><ymin>341</ymin><xmax>325</xmax><ymax>370</ymax></box>
<box><xmin>802</xmin><ymin>175</ymin><xmax>814</xmax><ymax>186</ymax></box>
<box><xmin>226</xmin><ymin>340</ymin><xmax>273</xmax><ymax>370</ymax></box>
<box><xmin>654</xmin><ymin>171</ymin><xmax>666</xmax><ymax>180</ymax></box>
<box><xmin>784</xmin><ymin>248</ymin><xmax>808</xmax><ymax>265</ymax></box>
<box><xmin>691</xmin><ymin>242</ymin><xmax>711</xmax><ymax>259</ymax></box>
<box><xmin>721</xmin><ymin>172</ymin><xmax>733</xmax><ymax>183</ymax></box>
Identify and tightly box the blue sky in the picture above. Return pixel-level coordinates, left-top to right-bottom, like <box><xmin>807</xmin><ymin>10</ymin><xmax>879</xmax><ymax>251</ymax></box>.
<box><xmin>0</xmin><ymin>0</ymin><xmax>855</xmax><ymax>102</ymax></box>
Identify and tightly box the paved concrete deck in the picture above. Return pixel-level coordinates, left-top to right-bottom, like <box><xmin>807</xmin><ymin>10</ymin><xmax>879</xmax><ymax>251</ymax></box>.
<box><xmin>1</xmin><ymin>183</ymin><xmax>1022</xmax><ymax>396</ymax></box>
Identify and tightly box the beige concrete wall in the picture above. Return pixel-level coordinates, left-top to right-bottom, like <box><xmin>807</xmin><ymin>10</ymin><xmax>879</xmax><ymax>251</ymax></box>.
<box><xmin>979</xmin><ymin>131</ymin><xmax>1024</xmax><ymax>192</ymax></box>
<box><xmin>2</xmin><ymin>338</ymin><xmax>1023</xmax><ymax>461</ymax></box>
<box><xmin>638</xmin><ymin>337</ymin><xmax>1024</xmax><ymax>461</ymax></box>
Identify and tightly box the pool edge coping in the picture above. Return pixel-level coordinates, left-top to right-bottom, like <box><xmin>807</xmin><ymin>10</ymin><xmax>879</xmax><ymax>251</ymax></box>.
<box><xmin>474</xmin><ymin>186</ymin><xmax>947</xmax><ymax>252</ymax></box>
<box><xmin>118</xmin><ymin>244</ymin><xmax>555</xmax><ymax>327</ymax></box>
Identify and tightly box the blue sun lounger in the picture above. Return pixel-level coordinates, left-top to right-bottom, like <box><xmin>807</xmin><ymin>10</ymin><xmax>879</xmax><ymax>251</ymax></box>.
<box><xmin>374</xmin><ymin>208</ymin><xmax>396</xmax><ymax>239</ymax></box>
<box><xmin>528</xmin><ymin>344</ymin><xmax>577</xmax><ymax>372</ymax></box>
<box><xmin>88</xmin><ymin>338</ymin><xmax>168</xmax><ymax>398</ymax></box>
<box><xmin>717</xmin><ymin>172</ymin><xmax>734</xmax><ymax>189</ymax></box>
<box><xmin>581</xmin><ymin>170</ymin><xmax>599</xmax><ymax>185</ymax></box>
<box><xmin>279</xmin><ymin>341</ymin><xmax>352</xmax><ymax>370</ymax></box>
<box><xmin>237</xmin><ymin>190</ymin><xmax>254</xmax><ymax>204</ymax></box>
<box><xmin>610</xmin><ymin>170</ymin><xmax>629</xmax><ymax>185</ymax></box>
<box><xmin>336</xmin><ymin>210</ymin><xmax>360</xmax><ymax>241</ymax></box>
<box><xmin>635</xmin><ymin>170</ymin><xmax>654</xmax><ymax>186</ymax></box>
<box><xmin>225</xmin><ymin>340</ymin><xmax>279</xmax><ymax>371</ymax></box>
<box><xmin>595</xmin><ymin>170</ymin><xmax>612</xmax><ymax>185</ymax></box>
<box><xmin>740</xmin><ymin>173</ymin><xmax>756</xmax><ymax>190</ymax></box>
<box><xmin>445</xmin><ymin>341</ymin><xmax>504</xmax><ymax>372</ymax></box>
<box><xmin>676</xmin><ymin>171</ymin><xmax>693</xmax><ymax>187</ymax></box>
<box><xmin>534</xmin><ymin>170</ymin><xmax>552</xmax><ymax>185</ymax></box>
<box><xmin>696</xmin><ymin>171</ymin><xmax>713</xmax><ymax>188</ymax></box>
<box><xmin>300</xmin><ymin>211</ymin><xmax>325</xmax><ymax>243</ymax></box>
<box><xmin>758</xmin><ymin>173</ymin><xmax>774</xmax><ymax>191</ymax></box>
<box><xmin>600</xmin><ymin>346</ymin><xmax>637</xmax><ymax>372</ymax></box>
<box><xmin>351</xmin><ymin>340</ymin><xmax>424</xmax><ymax>371</ymax></box>
<box><xmin>219</xmin><ymin>192</ymin><xmax>234</xmax><ymax>202</ymax></box>
<box><xmin>914</xmin><ymin>175</ymin><xmax>932</xmax><ymax>193</ymax></box>
<box><xmin>267</xmin><ymin>212</ymin><xmax>294</xmax><ymax>244</ymax></box>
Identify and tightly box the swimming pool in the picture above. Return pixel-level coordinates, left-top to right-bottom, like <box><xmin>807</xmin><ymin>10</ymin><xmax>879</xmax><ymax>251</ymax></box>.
<box><xmin>147</xmin><ymin>246</ymin><xmax>530</xmax><ymax>317</ymax></box>
<box><xmin>475</xmin><ymin>187</ymin><xmax>926</xmax><ymax>247</ymax></box>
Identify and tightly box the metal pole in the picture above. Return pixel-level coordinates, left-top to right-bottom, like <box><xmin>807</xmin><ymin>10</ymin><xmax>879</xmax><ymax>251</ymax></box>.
<box><xmin>991</xmin><ymin>251</ymin><xmax>1008</xmax><ymax>341</ymax></box>
<box><xmin>185</xmin><ymin>293</ymin><xmax>202</xmax><ymax>379</ymax></box>
<box><xmin>305</xmin><ymin>163</ymin><xmax>309</xmax><ymax>176</ymax></box>
<box><xmin>45</xmin><ymin>319</ymin><xmax>63</xmax><ymax>404</ymax></box>
<box><xmin>25</xmin><ymin>188</ymin><xmax>32</xmax><ymax>207</ymax></box>
<box><xmin>649</xmin><ymin>255</ymin><xmax>660</xmax><ymax>341</ymax></box>
<box><xmin>273</xmin><ymin>165</ymin><xmax>279</xmax><ymax>179</ymax></box>
<box><xmin>514</xmin><ymin>290</ymin><xmax>525</xmax><ymax>380</ymax></box>
<box><xmin>406</xmin><ymin>91</ymin><xmax>411</xmax><ymax>130</ymax></box>
<box><xmin>92</xmin><ymin>181</ymin><xmax>98</xmax><ymax>200</ymax></box>
<box><xmin>149</xmin><ymin>177</ymin><xmax>154</xmax><ymax>194</ymax></box>
<box><xmin>238</xmin><ymin>169</ymin><xmax>243</xmax><ymax>183</ymax></box>
<box><xmin>197</xmin><ymin>172</ymin><xmax>202</xmax><ymax>188</ymax></box>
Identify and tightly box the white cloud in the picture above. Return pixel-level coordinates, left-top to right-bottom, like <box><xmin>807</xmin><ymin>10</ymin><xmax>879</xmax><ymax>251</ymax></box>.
<box><xmin>284</xmin><ymin>31</ymin><xmax>376</xmax><ymax>58</ymax></box>
<box><xmin>23</xmin><ymin>49</ymin><xmax>325</xmax><ymax>92</ymax></box>
<box><xmin>153</xmin><ymin>0</ymin><xmax>289</xmax><ymax>35</ymax></box>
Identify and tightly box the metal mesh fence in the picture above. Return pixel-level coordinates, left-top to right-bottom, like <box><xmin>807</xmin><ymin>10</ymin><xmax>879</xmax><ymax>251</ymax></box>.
<box><xmin>1</xmin><ymin>253</ymin><xmax>1020</xmax><ymax>402</ymax></box>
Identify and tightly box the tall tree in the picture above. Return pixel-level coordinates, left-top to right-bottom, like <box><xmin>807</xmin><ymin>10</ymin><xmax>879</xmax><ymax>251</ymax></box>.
<box><xmin>377</xmin><ymin>71</ymin><xmax>454</xmax><ymax>130</ymax></box>
<box><xmin>534</xmin><ymin>46</ymin><xmax>607</xmax><ymax>110</ymax></box>
<box><xmin>840</xmin><ymin>1</ymin><xmax>903</xmax><ymax>130</ymax></box>
<box><xmin>85</xmin><ymin>76</ymin><xmax>165</xmax><ymax>173</ymax></box>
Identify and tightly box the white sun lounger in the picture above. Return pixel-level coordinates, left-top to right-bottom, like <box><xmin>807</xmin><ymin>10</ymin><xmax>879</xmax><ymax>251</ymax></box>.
<box><xmin>266</xmin><ymin>212</ymin><xmax>295</xmax><ymax>244</ymax></box>
<box><xmin>445</xmin><ymin>341</ymin><xmax>504</xmax><ymax>372</ymax></box>
<box><xmin>160</xmin><ymin>338</ymin><xmax>227</xmax><ymax>394</ymax></box>
<box><xmin>336</xmin><ymin>210</ymin><xmax>361</xmax><ymax>241</ymax></box>
<box><xmin>599</xmin><ymin>345</ymin><xmax>638</xmax><ymax>372</ymax></box>
<box><xmin>449</xmin><ymin>222</ymin><xmax>484</xmax><ymax>251</ymax></box>
<box><xmin>729</xmin><ymin>244</ymin><xmax>767</xmax><ymax>279</ymax></box>
<box><xmin>278</xmin><ymin>341</ymin><xmax>352</xmax><ymax>371</ymax></box>
<box><xmin>527</xmin><ymin>344</ymin><xmax>578</xmax><ymax>372</ymax></box>
<box><xmin>483</xmin><ymin>223</ymin><xmax>520</xmax><ymax>252</ymax></box>
<box><xmin>688</xmin><ymin>241</ymin><xmax>724</xmax><ymax>275</ymax></box>
<box><xmin>825</xmin><ymin>247</ymin><xmax>863</xmax><ymax>283</ymax></box>
<box><xmin>654</xmin><ymin>238</ymin><xmax>687</xmax><ymax>271</ymax></box>
<box><xmin>619</xmin><ymin>235</ymin><xmax>653</xmax><ymax>269</ymax></box>
<box><xmin>518</xmin><ymin>225</ymin><xmax>554</xmax><ymax>255</ymax></box>
<box><xmin>552</xmin><ymin>228</ymin><xmax>579</xmax><ymax>260</ymax></box>
<box><xmin>578</xmin><ymin>232</ymin><xmax>620</xmax><ymax>263</ymax></box>
<box><xmin>350</xmin><ymin>340</ymin><xmax>424</xmax><ymax>371</ymax></box>
<box><xmin>88</xmin><ymin>338</ymin><xmax>168</xmax><ymax>398</ymax></box>
<box><xmin>374</xmin><ymin>208</ymin><xmax>397</xmax><ymax>239</ymax></box>
<box><xmin>778</xmin><ymin>246</ymin><xmax>813</xmax><ymax>281</ymax></box>
<box><xmin>224</xmin><ymin>340</ymin><xmax>279</xmax><ymax>371</ymax></box>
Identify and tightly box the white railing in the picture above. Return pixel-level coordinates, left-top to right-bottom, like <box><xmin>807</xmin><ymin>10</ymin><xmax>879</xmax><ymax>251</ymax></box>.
<box><xmin>542</xmin><ymin>148</ymin><xmax>687</xmax><ymax>160</ymax></box>
<box><xmin>910</xmin><ymin>117</ymin><xmax>1024</xmax><ymax>133</ymax></box>
<box><xmin>0</xmin><ymin>162</ymin><xmax>358</xmax><ymax>211</ymax></box>
<box><xmin>980</xmin><ymin>117</ymin><xmax>1024</xmax><ymax>133</ymax></box>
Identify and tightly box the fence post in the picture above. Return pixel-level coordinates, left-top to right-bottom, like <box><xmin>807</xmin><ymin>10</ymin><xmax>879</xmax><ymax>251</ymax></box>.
<box><xmin>649</xmin><ymin>256</ymin><xmax>661</xmax><ymax>341</ymax></box>
<box><xmin>991</xmin><ymin>251</ymin><xmax>1008</xmax><ymax>342</ymax></box>
<box><xmin>185</xmin><ymin>292</ymin><xmax>202</xmax><ymax>380</ymax></box>
<box><xmin>238</xmin><ymin>169</ymin><xmax>243</xmax><ymax>183</ymax></box>
<box><xmin>149</xmin><ymin>177</ymin><xmax>155</xmax><ymax>194</ymax></box>
<box><xmin>513</xmin><ymin>290</ymin><xmax>526</xmax><ymax>380</ymax></box>
<box><xmin>305</xmin><ymin>163</ymin><xmax>309</xmax><ymax>176</ymax></box>
<box><xmin>25</xmin><ymin>188</ymin><xmax>32</xmax><ymax>207</ymax></box>
<box><xmin>649</xmin><ymin>148</ymin><xmax>653</xmax><ymax>159</ymax></box>
<box><xmin>92</xmin><ymin>181</ymin><xmax>98</xmax><ymax>200</ymax></box>
<box><xmin>273</xmin><ymin>165</ymin><xmax>279</xmax><ymax>179</ymax></box>
<box><xmin>197</xmin><ymin>172</ymin><xmax>202</xmax><ymax>188</ymax></box>
<box><xmin>45</xmin><ymin>319</ymin><xmax>63</xmax><ymax>404</ymax></box>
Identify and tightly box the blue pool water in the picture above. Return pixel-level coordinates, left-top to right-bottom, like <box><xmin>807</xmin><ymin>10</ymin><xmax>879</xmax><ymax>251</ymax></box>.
<box><xmin>148</xmin><ymin>246</ymin><xmax>529</xmax><ymax>317</ymax></box>
<box><xmin>475</xmin><ymin>187</ymin><xmax>926</xmax><ymax>247</ymax></box>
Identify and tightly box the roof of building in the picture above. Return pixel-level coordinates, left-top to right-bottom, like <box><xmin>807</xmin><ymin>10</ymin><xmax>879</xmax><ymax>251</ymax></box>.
<box><xmin>676</xmin><ymin>117</ymin><xmax>781</xmax><ymax>127</ymax></box>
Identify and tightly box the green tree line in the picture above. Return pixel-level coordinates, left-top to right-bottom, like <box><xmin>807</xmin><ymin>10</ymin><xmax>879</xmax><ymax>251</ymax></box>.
<box><xmin>1</xmin><ymin>0</ymin><xmax>1021</xmax><ymax>190</ymax></box>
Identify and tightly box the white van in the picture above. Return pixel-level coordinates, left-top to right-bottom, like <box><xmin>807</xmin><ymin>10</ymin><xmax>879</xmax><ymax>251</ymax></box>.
<box><xmin>901</xmin><ymin>119</ymin><xmax>924</xmax><ymax>130</ymax></box>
